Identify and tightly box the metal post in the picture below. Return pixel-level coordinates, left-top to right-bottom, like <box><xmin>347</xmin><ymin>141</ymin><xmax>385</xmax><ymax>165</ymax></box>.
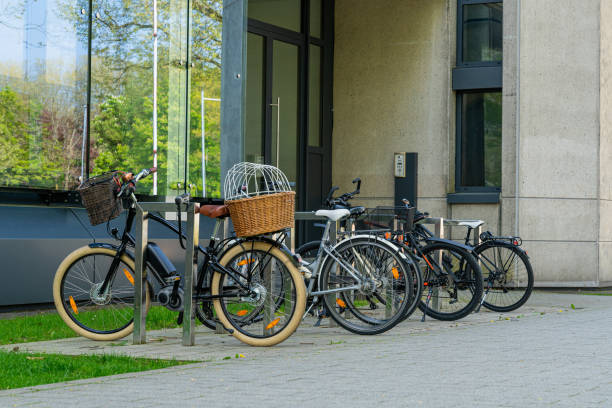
<box><xmin>328</xmin><ymin>220</ymin><xmax>338</xmax><ymax>327</ymax></box>
<box><xmin>80</xmin><ymin>105</ymin><xmax>87</xmax><ymax>182</ymax></box>
<box><xmin>133</xmin><ymin>208</ymin><xmax>148</xmax><ymax>345</ymax></box>
<box><xmin>152</xmin><ymin>0</ymin><xmax>158</xmax><ymax>195</ymax></box>
<box><xmin>201</xmin><ymin>89</ymin><xmax>206</xmax><ymax>197</ymax></box>
<box><xmin>182</xmin><ymin>203</ymin><xmax>199</xmax><ymax>346</ymax></box>
<box><xmin>215</xmin><ymin>217</ymin><xmax>229</xmax><ymax>334</ymax></box>
<box><xmin>432</xmin><ymin>218</ymin><xmax>444</xmax><ymax>313</ymax></box>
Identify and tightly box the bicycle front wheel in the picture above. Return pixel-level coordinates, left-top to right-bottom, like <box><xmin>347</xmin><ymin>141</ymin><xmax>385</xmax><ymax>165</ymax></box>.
<box><xmin>319</xmin><ymin>237</ymin><xmax>413</xmax><ymax>335</ymax></box>
<box><xmin>418</xmin><ymin>242</ymin><xmax>483</xmax><ymax>321</ymax></box>
<box><xmin>475</xmin><ymin>242</ymin><xmax>534</xmax><ymax>312</ymax></box>
<box><xmin>53</xmin><ymin>246</ymin><xmax>150</xmax><ymax>341</ymax></box>
<box><xmin>211</xmin><ymin>241</ymin><xmax>306</xmax><ymax>347</ymax></box>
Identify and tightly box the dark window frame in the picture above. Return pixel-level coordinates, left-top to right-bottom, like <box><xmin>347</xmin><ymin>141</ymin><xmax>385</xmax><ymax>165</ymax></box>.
<box><xmin>457</xmin><ymin>0</ymin><xmax>503</xmax><ymax>68</ymax></box>
<box><xmin>453</xmin><ymin>0</ymin><xmax>502</xmax><ymax>202</ymax></box>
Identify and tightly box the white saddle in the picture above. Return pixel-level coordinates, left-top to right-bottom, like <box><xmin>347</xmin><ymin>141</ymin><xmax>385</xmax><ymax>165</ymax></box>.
<box><xmin>457</xmin><ymin>220</ymin><xmax>485</xmax><ymax>229</ymax></box>
<box><xmin>315</xmin><ymin>209</ymin><xmax>350</xmax><ymax>222</ymax></box>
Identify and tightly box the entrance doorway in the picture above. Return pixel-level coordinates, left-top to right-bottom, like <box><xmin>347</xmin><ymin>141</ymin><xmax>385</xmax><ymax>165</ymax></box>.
<box><xmin>244</xmin><ymin>1</ymin><xmax>333</xmax><ymax>242</ymax></box>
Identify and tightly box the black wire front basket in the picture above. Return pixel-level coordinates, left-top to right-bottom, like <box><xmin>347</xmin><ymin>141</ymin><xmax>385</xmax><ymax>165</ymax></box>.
<box><xmin>353</xmin><ymin>206</ymin><xmax>416</xmax><ymax>234</ymax></box>
<box><xmin>78</xmin><ymin>172</ymin><xmax>122</xmax><ymax>226</ymax></box>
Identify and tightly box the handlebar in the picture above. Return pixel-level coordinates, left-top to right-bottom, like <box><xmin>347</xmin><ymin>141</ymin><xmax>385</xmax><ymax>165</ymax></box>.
<box><xmin>117</xmin><ymin>167</ymin><xmax>157</xmax><ymax>198</ymax></box>
<box><xmin>324</xmin><ymin>177</ymin><xmax>362</xmax><ymax>208</ymax></box>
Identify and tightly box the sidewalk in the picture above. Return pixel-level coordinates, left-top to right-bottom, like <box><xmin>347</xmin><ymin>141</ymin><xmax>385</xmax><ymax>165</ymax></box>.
<box><xmin>1</xmin><ymin>291</ymin><xmax>611</xmax><ymax>407</ymax></box>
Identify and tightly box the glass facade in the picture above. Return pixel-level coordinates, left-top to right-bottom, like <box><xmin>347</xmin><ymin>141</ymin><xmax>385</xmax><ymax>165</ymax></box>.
<box><xmin>0</xmin><ymin>0</ymin><xmax>223</xmax><ymax>198</ymax></box>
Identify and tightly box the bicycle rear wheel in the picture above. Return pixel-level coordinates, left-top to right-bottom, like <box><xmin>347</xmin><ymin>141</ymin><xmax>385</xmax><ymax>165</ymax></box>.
<box><xmin>53</xmin><ymin>246</ymin><xmax>150</xmax><ymax>341</ymax></box>
<box><xmin>211</xmin><ymin>241</ymin><xmax>306</xmax><ymax>346</ymax></box>
<box><xmin>319</xmin><ymin>237</ymin><xmax>413</xmax><ymax>335</ymax></box>
<box><xmin>474</xmin><ymin>242</ymin><xmax>534</xmax><ymax>312</ymax></box>
<box><xmin>418</xmin><ymin>242</ymin><xmax>483</xmax><ymax>321</ymax></box>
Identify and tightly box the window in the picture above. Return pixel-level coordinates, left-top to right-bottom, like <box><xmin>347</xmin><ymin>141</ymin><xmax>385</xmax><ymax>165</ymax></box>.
<box><xmin>453</xmin><ymin>0</ymin><xmax>502</xmax><ymax>198</ymax></box>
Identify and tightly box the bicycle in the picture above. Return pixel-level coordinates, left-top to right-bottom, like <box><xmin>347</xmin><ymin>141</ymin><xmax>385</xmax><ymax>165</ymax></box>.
<box><xmin>413</xmin><ymin>218</ymin><xmax>533</xmax><ymax>313</ymax></box>
<box><xmin>53</xmin><ymin>168</ymin><xmax>306</xmax><ymax>347</ymax></box>
<box><xmin>295</xmin><ymin>180</ymin><xmax>414</xmax><ymax>335</ymax></box>
<box><xmin>297</xmin><ymin>181</ymin><xmax>423</xmax><ymax>323</ymax></box>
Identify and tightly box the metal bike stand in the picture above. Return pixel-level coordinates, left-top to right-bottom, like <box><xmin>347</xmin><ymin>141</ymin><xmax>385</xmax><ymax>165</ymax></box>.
<box><xmin>417</xmin><ymin>217</ymin><xmax>483</xmax><ymax>313</ymax></box>
<box><xmin>292</xmin><ymin>212</ymin><xmax>339</xmax><ymax>327</ymax></box>
<box><xmin>133</xmin><ymin>202</ymin><xmax>199</xmax><ymax>346</ymax></box>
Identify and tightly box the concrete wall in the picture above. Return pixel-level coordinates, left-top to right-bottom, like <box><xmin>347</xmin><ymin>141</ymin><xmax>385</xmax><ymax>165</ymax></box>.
<box><xmin>518</xmin><ymin>0</ymin><xmax>602</xmax><ymax>286</ymax></box>
<box><xmin>332</xmin><ymin>0</ymin><xmax>612</xmax><ymax>286</ymax></box>
<box><xmin>332</xmin><ymin>0</ymin><xmax>453</xmax><ymax>218</ymax></box>
<box><xmin>600</xmin><ymin>0</ymin><xmax>612</xmax><ymax>284</ymax></box>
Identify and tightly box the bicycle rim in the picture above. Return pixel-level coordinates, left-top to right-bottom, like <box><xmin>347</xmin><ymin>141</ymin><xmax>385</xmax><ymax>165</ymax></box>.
<box><xmin>418</xmin><ymin>243</ymin><xmax>483</xmax><ymax>321</ymax></box>
<box><xmin>320</xmin><ymin>237</ymin><xmax>412</xmax><ymax>335</ymax></box>
<box><xmin>211</xmin><ymin>241</ymin><xmax>306</xmax><ymax>346</ymax></box>
<box><xmin>477</xmin><ymin>243</ymin><xmax>534</xmax><ymax>312</ymax></box>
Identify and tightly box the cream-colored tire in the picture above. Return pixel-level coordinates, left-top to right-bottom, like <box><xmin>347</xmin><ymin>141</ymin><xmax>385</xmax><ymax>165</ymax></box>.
<box><xmin>53</xmin><ymin>246</ymin><xmax>150</xmax><ymax>341</ymax></box>
<box><xmin>211</xmin><ymin>241</ymin><xmax>306</xmax><ymax>347</ymax></box>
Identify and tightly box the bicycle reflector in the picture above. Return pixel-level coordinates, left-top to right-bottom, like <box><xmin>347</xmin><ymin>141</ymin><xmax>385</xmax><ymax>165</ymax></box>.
<box><xmin>69</xmin><ymin>296</ymin><xmax>78</xmax><ymax>314</ymax></box>
<box><xmin>336</xmin><ymin>298</ymin><xmax>347</xmax><ymax>308</ymax></box>
<box><xmin>265</xmin><ymin>318</ymin><xmax>280</xmax><ymax>330</ymax></box>
<box><xmin>392</xmin><ymin>267</ymin><xmax>400</xmax><ymax>279</ymax></box>
<box><xmin>236</xmin><ymin>310</ymin><xmax>249</xmax><ymax>316</ymax></box>
<box><xmin>123</xmin><ymin>269</ymin><xmax>135</xmax><ymax>285</ymax></box>
<box><xmin>237</xmin><ymin>258</ymin><xmax>255</xmax><ymax>266</ymax></box>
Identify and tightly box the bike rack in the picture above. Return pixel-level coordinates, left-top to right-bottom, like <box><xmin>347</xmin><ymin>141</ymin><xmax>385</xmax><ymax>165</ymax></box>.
<box><xmin>417</xmin><ymin>217</ymin><xmax>484</xmax><ymax>245</ymax></box>
<box><xmin>132</xmin><ymin>201</ymin><xmax>200</xmax><ymax>346</ymax></box>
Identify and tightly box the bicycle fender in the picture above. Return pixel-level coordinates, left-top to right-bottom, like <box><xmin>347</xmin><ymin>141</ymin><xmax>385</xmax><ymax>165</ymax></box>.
<box><xmin>424</xmin><ymin>237</ymin><xmax>474</xmax><ymax>252</ymax></box>
<box><xmin>477</xmin><ymin>239</ymin><xmax>530</xmax><ymax>259</ymax></box>
<box><xmin>219</xmin><ymin>236</ymin><xmax>301</xmax><ymax>268</ymax></box>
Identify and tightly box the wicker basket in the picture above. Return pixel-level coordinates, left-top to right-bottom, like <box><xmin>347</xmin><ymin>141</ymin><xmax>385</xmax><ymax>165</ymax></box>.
<box><xmin>225</xmin><ymin>191</ymin><xmax>295</xmax><ymax>237</ymax></box>
<box><xmin>78</xmin><ymin>172</ymin><xmax>122</xmax><ymax>226</ymax></box>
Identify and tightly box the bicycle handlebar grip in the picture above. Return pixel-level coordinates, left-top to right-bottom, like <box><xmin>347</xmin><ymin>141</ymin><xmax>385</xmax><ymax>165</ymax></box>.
<box><xmin>122</xmin><ymin>172</ymin><xmax>134</xmax><ymax>182</ymax></box>
<box><xmin>174</xmin><ymin>193</ymin><xmax>190</xmax><ymax>205</ymax></box>
<box><xmin>149</xmin><ymin>167</ymin><xmax>157</xmax><ymax>173</ymax></box>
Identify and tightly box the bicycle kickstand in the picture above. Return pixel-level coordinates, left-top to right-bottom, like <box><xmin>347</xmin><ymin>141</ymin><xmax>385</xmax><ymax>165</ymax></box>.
<box><xmin>475</xmin><ymin>281</ymin><xmax>493</xmax><ymax>313</ymax></box>
<box><xmin>421</xmin><ymin>286</ymin><xmax>433</xmax><ymax>322</ymax></box>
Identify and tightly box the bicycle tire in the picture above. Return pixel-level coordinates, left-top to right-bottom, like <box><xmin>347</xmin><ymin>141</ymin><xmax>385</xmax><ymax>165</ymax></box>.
<box><xmin>474</xmin><ymin>241</ymin><xmax>534</xmax><ymax>312</ymax></box>
<box><xmin>319</xmin><ymin>236</ymin><xmax>413</xmax><ymax>335</ymax></box>
<box><xmin>417</xmin><ymin>241</ymin><xmax>483</xmax><ymax>321</ymax></box>
<box><xmin>53</xmin><ymin>246</ymin><xmax>151</xmax><ymax>341</ymax></box>
<box><xmin>210</xmin><ymin>241</ymin><xmax>306</xmax><ymax>347</ymax></box>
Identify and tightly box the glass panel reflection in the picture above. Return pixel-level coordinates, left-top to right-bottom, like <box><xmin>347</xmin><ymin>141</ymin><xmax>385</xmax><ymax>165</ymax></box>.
<box><xmin>462</xmin><ymin>3</ymin><xmax>502</xmax><ymax>63</ymax></box>
<box><xmin>461</xmin><ymin>92</ymin><xmax>501</xmax><ymax>188</ymax></box>
<box><xmin>245</xmin><ymin>33</ymin><xmax>265</xmax><ymax>165</ymax></box>
<box><xmin>309</xmin><ymin>0</ymin><xmax>321</xmax><ymax>38</ymax></box>
<box><xmin>190</xmin><ymin>0</ymin><xmax>223</xmax><ymax>198</ymax></box>
<box><xmin>248</xmin><ymin>0</ymin><xmax>301</xmax><ymax>33</ymax></box>
<box><xmin>272</xmin><ymin>40</ymin><xmax>299</xmax><ymax>185</ymax></box>
<box><xmin>308</xmin><ymin>44</ymin><xmax>321</xmax><ymax>147</ymax></box>
<box><xmin>0</xmin><ymin>0</ymin><xmax>87</xmax><ymax>190</ymax></box>
<box><xmin>89</xmin><ymin>0</ymin><xmax>190</xmax><ymax>197</ymax></box>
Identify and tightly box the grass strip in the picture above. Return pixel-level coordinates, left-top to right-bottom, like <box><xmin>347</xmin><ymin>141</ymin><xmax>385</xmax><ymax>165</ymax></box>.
<box><xmin>0</xmin><ymin>350</ymin><xmax>192</xmax><ymax>390</ymax></box>
<box><xmin>0</xmin><ymin>306</ymin><xmax>182</xmax><ymax>345</ymax></box>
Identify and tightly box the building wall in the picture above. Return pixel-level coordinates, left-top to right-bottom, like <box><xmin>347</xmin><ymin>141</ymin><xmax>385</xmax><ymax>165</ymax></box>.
<box><xmin>518</xmin><ymin>0</ymin><xmax>602</xmax><ymax>286</ymax></box>
<box><xmin>332</xmin><ymin>0</ymin><xmax>453</xmax><ymax>218</ymax></box>
<box><xmin>333</xmin><ymin>0</ymin><xmax>612</xmax><ymax>286</ymax></box>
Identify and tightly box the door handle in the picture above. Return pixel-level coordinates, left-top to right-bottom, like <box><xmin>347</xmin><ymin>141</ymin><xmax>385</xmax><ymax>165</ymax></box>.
<box><xmin>270</xmin><ymin>97</ymin><xmax>280</xmax><ymax>166</ymax></box>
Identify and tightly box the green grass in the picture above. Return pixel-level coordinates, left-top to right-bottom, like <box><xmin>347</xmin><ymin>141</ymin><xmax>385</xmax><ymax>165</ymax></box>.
<box><xmin>0</xmin><ymin>306</ymin><xmax>182</xmax><ymax>345</ymax></box>
<box><xmin>0</xmin><ymin>350</ymin><xmax>191</xmax><ymax>390</ymax></box>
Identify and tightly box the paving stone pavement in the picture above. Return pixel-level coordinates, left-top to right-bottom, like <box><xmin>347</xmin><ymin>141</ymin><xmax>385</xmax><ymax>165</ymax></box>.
<box><xmin>1</xmin><ymin>291</ymin><xmax>611</xmax><ymax>407</ymax></box>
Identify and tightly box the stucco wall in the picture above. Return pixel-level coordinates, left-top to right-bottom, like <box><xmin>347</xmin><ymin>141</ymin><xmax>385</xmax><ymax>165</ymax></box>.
<box><xmin>332</xmin><ymin>0</ymin><xmax>452</xmax><ymax>215</ymax></box>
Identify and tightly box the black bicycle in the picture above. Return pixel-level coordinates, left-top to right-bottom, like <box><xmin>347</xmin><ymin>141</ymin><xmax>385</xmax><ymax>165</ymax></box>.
<box><xmin>413</xmin><ymin>219</ymin><xmax>534</xmax><ymax>313</ymax></box>
<box><xmin>53</xmin><ymin>168</ymin><xmax>306</xmax><ymax>347</ymax></box>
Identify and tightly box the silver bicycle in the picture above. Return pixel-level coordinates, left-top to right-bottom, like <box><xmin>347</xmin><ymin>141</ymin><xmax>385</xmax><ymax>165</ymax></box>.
<box><xmin>299</xmin><ymin>208</ymin><xmax>414</xmax><ymax>335</ymax></box>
